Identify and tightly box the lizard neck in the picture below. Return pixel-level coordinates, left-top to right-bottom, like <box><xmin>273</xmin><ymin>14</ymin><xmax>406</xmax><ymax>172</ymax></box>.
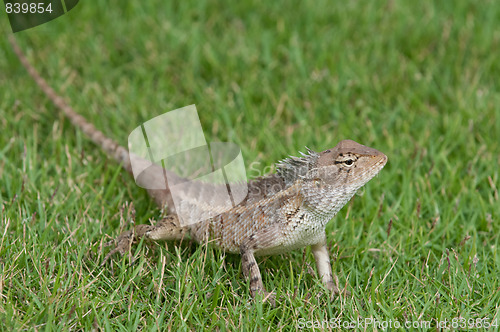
<box><xmin>299</xmin><ymin>182</ymin><xmax>360</xmax><ymax>227</ymax></box>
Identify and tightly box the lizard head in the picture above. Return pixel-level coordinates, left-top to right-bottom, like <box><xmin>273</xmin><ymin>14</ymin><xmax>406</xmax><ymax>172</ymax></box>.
<box><xmin>277</xmin><ymin>140</ymin><xmax>387</xmax><ymax>217</ymax></box>
<box><xmin>312</xmin><ymin>139</ymin><xmax>387</xmax><ymax>189</ymax></box>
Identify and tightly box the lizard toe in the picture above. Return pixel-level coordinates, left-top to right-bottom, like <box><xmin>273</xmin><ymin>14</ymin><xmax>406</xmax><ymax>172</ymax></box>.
<box><xmin>262</xmin><ymin>291</ymin><xmax>277</xmax><ymax>307</ymax></box>
<box><xmin>101</xmin><ymin>230</ymin><xmax>135</xmax><ymax>265</ymax></box>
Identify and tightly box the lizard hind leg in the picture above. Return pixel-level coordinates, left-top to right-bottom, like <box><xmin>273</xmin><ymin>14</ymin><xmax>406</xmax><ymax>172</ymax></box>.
<box><xmin>102</xmin><ymin>214</ymin><xmax>188</xmax><ymax>263</ymax></box>
<box><xmin>137</xmin><ymin>214</ymin><xmax>188</xmax><ymax>242</ymax></box>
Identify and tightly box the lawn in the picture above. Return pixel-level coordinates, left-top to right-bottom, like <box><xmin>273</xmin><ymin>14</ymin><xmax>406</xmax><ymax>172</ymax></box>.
<box><xmin>1</xmin><ymin>0</ymin><xmax>499</xmax><ymax>330</ymax></box>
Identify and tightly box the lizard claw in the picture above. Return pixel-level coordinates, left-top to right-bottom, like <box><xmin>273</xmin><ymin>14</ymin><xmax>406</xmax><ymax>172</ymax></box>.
<box><xmin>329</xmin><ymin>287</ymin><xmax>351</xmax><ymax>300</ymax></box>
<box><xmin>101</xmin><ymin>230</ymin><xmax>134</xmax><ymax>265</ymax></box>
<box><xmin>263</xmin><ymin>291</ymin><xmax>276</xmax><ymax>307</ymax></box>
<box><xmin>250</xmin><ymin>287</ymin><xmax>277</xmax><ymax>307</ymax></box>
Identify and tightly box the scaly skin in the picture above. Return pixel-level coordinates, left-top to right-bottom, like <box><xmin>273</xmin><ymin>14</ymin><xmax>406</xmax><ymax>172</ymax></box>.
<box><xmin>9</xmin><ymin>36</ymin><xmax>387</xmax><ymax>305</ymax></box>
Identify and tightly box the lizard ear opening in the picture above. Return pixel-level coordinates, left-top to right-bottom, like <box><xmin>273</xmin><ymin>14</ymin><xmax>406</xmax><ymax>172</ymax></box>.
<box><xmin>276</xmin><ymin>148</ymin><xmax>319</xmax><ymax>187</ymax></box>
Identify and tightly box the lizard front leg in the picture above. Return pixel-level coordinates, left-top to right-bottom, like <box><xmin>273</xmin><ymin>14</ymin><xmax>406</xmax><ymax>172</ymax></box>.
<box><xmin>311</xmin><ymin>238</ymin><xmax>341</xmax><ymax>296</ymax></box>
<box><xmin>240</xmin><ymin>224</ymin><xmax>283</xmax><ymax>305</ymax></box>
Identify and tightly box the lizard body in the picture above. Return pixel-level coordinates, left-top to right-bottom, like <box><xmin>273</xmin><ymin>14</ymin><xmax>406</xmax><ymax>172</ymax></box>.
<box><xmin>10</xmin><ymin>36</ymin><xmax>387</xmax><ymax>304</ymax></box>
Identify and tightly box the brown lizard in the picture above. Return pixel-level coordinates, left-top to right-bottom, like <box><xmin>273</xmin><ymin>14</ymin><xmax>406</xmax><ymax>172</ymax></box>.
<box><xmin>9</xmin><ymin>36</ymin><xmax>387</xmax><ymax>304</ymax></box>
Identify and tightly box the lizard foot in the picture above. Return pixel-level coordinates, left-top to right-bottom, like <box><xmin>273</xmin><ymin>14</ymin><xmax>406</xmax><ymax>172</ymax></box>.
<box><xmin>101</xmin><ymin>229</ymin><xmax>135</xmax><ymax>265</ymax></box>
<box><xmin>101</xmin><ymin>220</ymin><xmax>185</xmax><ymax>266</ymax></box>
<box><xmin>263</xmin><ymin>291</ymin><xmax>276</xmax><ymax>307</ymax></box>
<box><xmin>250</xmin><ymin>287</ymin><xmax>277</xmax><ymax>307</ymax></box>
<box><xmin>329</xmin><ymin>287</ymin><xmax>351</xmax><ymax>300</ymax></box>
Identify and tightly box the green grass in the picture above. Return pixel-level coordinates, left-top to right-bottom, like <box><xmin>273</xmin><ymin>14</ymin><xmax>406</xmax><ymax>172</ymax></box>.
<box><xmin>1</xmin><ymin>0</ymin><xmax>500</xmax><ymax>330</ymax></box>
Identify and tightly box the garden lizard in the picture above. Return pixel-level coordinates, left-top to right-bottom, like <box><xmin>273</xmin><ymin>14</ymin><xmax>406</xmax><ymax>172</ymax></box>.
<box><xmin>9</xmin><ymin>36</ymin><xmax>387</xmax><ymax>304</ymax></box>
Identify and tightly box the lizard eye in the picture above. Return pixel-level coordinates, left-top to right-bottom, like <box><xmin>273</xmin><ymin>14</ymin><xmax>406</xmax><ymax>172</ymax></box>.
<box><xmin>334</xmin><ymin>154</ymin><xmax>357</xmax><ymax>166</ymax></box>
<box><xmin>344</xmin><ymin>159</ymin><xmax>355</xmax><ymax>166</ymax></box>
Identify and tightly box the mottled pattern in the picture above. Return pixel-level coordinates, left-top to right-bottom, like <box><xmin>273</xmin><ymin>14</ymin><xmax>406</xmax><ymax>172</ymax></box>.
<box><xmin>11</xmin><ymin>36</ymin><xmax>387</xmax><ymax>304</ymax></box>
<box><xmin>115</xmin><ymin>141</ymin><xmax>387</xmax><ymax>304</ymax></box>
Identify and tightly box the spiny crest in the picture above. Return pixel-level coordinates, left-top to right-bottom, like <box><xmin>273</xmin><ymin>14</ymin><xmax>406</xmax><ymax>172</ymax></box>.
<box><xmin>276</xmin><ymin>147</ymin><xmax>319</xmax><ymax>186</ymax></box>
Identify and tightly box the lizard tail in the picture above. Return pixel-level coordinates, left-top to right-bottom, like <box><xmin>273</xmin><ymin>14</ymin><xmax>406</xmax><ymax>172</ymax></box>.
<box><xmin>8</xmin><ymin>35</ymin><xmax>132</xmax><ymax>174</ymax></box>
<box><xmin>9</xmin><ymin>36</ymin><xmax>176</xmax><ymax>210</ymax></box>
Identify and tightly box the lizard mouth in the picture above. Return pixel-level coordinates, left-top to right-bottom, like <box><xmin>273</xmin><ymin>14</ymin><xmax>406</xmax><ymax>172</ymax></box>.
<box><xmin>362</xmin><ymin>154</ymin><xmax>388</xmax><ymax>180</ymax></box>
<box><xmin>377</xmin><ymin>154</ymin><xmax>388</xmax><ymax>167</ymax></box>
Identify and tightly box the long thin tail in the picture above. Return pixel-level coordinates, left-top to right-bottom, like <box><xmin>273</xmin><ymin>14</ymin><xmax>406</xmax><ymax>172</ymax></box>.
<box><xmin>8</xmin><ymin>35</ymin><xmax>132</xmax><ymax>174</ymax></box>
<box><xmin>9</xmin><ymin>36</ymin><xmax>176</xmax><ymax>209</ymax></box>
